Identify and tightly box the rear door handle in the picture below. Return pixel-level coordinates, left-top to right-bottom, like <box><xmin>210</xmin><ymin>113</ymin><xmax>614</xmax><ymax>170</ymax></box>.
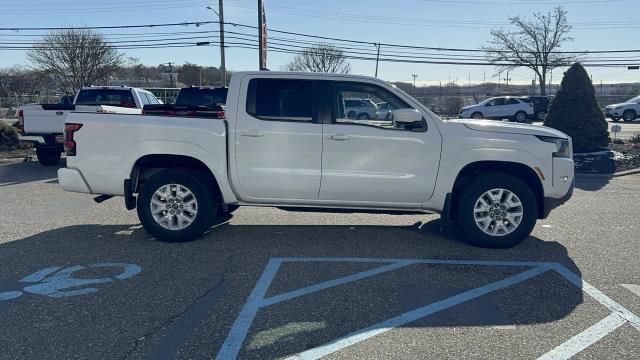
<box><xmin>330</xmin><ymin>134</ymin><xmax>350</xmax><ymax>141</ymax></box>
<box><xmin>241</xmin><ymin>130</ymin><xmax>264</xmax><ymax>137</ymax></box>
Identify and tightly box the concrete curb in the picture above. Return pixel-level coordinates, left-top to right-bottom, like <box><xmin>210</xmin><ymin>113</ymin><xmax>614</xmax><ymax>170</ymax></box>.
<box><xmin>576</xmin><ymin>168</ymin><xmax>640</xmax><ymax>179</ymax></box>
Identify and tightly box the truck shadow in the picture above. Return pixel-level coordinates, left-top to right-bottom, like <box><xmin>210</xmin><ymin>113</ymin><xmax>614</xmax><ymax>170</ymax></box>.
<box><xmin>0</xmin><ymin>159</ymin><xmax>64</xmax><ymax>187</ymax></box>
<box><xmin>0</xmin><ymin>219</ymin><xmax>584</xmax><ymax>359</ymax></box>
<box><xmin>574</xmin><ymin>174</ymin><xmax>611</xmax><ymax>191</ymax></box>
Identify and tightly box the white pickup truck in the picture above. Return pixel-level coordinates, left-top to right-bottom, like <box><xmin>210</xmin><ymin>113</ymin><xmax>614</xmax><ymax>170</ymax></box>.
<box><xmin>58</xmin><ymin>72</ymin><xmax>574</xmax><ymax>248</ymax></box>
<box><xmin>18</xmin><ymin>86</ymin><xmax>161</xmax><ymax>165</ymax></box>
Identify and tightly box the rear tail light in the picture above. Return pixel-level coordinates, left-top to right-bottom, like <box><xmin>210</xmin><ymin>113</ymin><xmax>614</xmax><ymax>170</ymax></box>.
<box><xmin>18</xmin><ymin>110</ymin><xmax>24</xmax><ymax>134</ymax></box>
<box><xmin>64</xmin><ymin>123</ymin><xmax>83</xmax><ymax>156</ymax></box>
<box><xmin>217</xmin><ymin>110</ymin><xmax>225</xmax><ymax>118</ymax></box>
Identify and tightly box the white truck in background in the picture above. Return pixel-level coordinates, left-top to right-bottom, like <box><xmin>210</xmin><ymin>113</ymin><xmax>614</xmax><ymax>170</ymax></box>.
<box><xmin>58</xmin><ymin>72</ymin><xmax>575</xmax><ymax>249</ymax></box>
<box><xmin>18</xmin><ymin>86</ymin><xmax>162</xmax><ymax>165</ymax></box>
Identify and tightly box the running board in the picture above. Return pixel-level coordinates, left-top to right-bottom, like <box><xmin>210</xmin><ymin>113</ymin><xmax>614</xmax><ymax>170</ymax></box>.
<box><xmin>93</xmin><ymin>195</ymin><xmax>113</xmax><ymax>204</ymax></box>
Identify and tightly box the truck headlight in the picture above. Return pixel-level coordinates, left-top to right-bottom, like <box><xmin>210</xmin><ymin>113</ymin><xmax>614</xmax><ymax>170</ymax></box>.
<box><xmin>537</xmin><ymin>136</ymin><xmax>572</xmax><ymax>158</ymax></box>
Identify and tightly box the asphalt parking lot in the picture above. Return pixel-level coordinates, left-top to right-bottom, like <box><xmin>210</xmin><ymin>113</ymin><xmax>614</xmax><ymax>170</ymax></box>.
<box><xmin>1</xmin><ymin>160</ymin><xmax>639</xmax><ymax>359</ymax></box>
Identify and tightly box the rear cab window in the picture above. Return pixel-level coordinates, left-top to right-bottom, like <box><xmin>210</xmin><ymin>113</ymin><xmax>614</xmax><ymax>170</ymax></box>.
<box><xmin>246</xmin><ymin>79</ymin><xmax>314</xmax><ymax>122</ymax></box>
<box><xmin>176</xmin><ymin>88</ymin><xmax>228</xmax><ymax>107</ymax></box>
<box><xmin>75</xmin><ymin>89</ymin><xmax>137</xmax><ymax>108</ymax></box>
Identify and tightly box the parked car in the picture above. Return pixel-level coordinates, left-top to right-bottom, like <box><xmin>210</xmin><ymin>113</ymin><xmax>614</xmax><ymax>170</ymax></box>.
<box><xmin>458</xmin><ymin>96</ymin><xmax>534</xmax><ymax>122</ymax></box>
<box><xmin>605</xmin><ymin>95</ymin><xmax>640</xmax><ymax>122</ymax></box>
<box><xmin>376</xmin><ymin>102</ymin><xmax>391</xmax><ymax>119</ymax></box>
<box><xmin>142</xmin><ymin>86</ymin><xmax>227</xmax><ymax>119</ymax></box>
<box><xmin>58</xmin><ymin>71</ymin><xmax>574</xmax><ymax>249</ymax></box>
<box><xmin>344</xmin><ymin>98</ymin><xmax>379</xmax><ymax>120</ymax></box>
<box><xmin>518</xmin><ymin>96</ymin><xmax>551</xmax><ymax>121</ymax></box>
<box><xmin>18</xmin><ymin>86</ymin><xmax>159</xmax><ymax>166</ymax></box>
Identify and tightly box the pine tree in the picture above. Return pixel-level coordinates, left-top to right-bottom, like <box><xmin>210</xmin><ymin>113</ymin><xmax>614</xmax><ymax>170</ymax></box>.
<box><xmin>544</xmin><ymin>63</ymin><xmax>609</xmax><ymax>153</ymax></box>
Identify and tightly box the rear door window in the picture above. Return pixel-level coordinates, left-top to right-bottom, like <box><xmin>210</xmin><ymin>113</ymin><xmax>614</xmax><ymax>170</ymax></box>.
<box><xmin>75</xmin><ymin>89</ymin><xmax>137</xmax><ymax>108</ymax></box>
<box><xmin>246</xmin><ymin>79</ymin><xmax>314</xmax><ymax>122</ymax></box>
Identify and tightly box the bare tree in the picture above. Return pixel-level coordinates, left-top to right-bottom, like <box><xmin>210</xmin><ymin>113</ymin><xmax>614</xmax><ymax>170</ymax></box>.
<box><xmin>27</xmin><ymin>29</ymin><xmax>124</xmax><ymax>93</ymax></box>
<box><xmin>284</xmin><ymin>43</ymin><xmax>351</xmax><ymax>74</ymax></box>
<box><xmin>484</xmin><ymin>6</ymin><xmax>579</xmax><ymax>95</ymax></box>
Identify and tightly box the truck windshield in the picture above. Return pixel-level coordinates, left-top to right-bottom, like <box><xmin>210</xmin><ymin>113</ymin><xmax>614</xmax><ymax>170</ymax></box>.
<box><xmin>75</xmin><ymin>89</ymin><xmax>136</xmax><ymax>108</ymax></box>
<box><xmin>176</xmin><ymin>88</ymin><xmax>227</xmax><ymax>107</ymax></box>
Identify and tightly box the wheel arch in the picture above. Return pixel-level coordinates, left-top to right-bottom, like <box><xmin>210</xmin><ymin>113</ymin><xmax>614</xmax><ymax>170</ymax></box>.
<box><xmin>449</xmin><ymin>161</ymin><xmax>545</xmax><ymax>219</ymax></box>
<box><xmin>129</xmin><ymin>154</ymin><xmax>230</xmax><ymax>210</ymax></box>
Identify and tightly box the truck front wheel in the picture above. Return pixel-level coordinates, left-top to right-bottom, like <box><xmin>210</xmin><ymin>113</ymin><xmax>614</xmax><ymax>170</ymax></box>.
<box><xmin>137</xmin><ymin>169</ymin><xmax>217</xmax><ymax>243</ymax></box>
<box><xmin>35</xmin><ymin>147</ymin><xmax>62</xmax><ymax>166</ymax></box>
<box><xmin>456</xmin><ymin>173</ymin><xmax>537</xmax><ymax>248</ymax></box>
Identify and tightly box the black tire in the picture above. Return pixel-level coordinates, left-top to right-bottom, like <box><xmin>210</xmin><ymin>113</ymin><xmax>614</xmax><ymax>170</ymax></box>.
<box><xmin>623</xmin><ymin>110</ymin><xmax>636</xmax><ymax>122</ymax></box>
<box><xmin>514</xmin><ymin>111</ymin><xmax>527</xmax><ymax>123</ymax></box>
<box><xmin>471</xmin><ymin>112</ymin><xmax>483</xmax><ymax>119</ymax></box>
<box><xmin>36</xmin><ymin>147</ymin><xmax>61</xmax><ymax>166</ymax></box>
<box><xmin>137</xmin><ymin>169</ymin><xmax>217</xmax><ymax>243</ymax></box>
<box><xmin>536</xmin><ymin>111</ymin><xmax>547</xmax><ymax>121</ymax></box>
<box><xmin>455</xmin><ymin>173</ymin><xmax>537</xmax><ymax>248</ymax></box>
<box><xmin>357</xmin><ymin>112</ymin><xmax>370</xmax><ymax>120</ymax></box>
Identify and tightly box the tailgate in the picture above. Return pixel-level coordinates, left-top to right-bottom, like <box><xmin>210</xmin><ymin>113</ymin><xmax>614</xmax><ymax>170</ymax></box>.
<box><xmin>22</xmin><ymin>105</ymin><xmax>74</xmax><ymax>134</ymax></box>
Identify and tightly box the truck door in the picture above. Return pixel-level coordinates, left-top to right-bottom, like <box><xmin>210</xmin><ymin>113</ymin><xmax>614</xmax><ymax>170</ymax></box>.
<box><xmin>319</xmin><ymin>80</ymin><xmax>442</xmax><ymax>205</ymax></box>
<box><xmin>233</xmin><ymin>78</ymin><xmax>322</xmax><ymax>201</ymax></box>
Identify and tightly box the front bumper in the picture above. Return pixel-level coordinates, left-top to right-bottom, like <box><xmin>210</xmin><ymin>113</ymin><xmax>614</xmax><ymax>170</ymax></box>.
<box><xmin>605</xmin><ymin>109</ymin><xmax>621</xmax><ymax>117</ymax></box>
<box><xmin>542</xmin><ymin>179</ymin><xmax>574</xmax><ymax>219</ymax></box>
<box><xmin>58</xmin><ymin>168</ymin><xmax>92</xmax><ymax>193</ymax></box>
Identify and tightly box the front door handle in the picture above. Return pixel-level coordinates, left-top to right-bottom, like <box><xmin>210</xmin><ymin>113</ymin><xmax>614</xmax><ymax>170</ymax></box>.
<box><xmin>241</xmin><ymin>130</ymin><xmax>264</xmax><ymax>137</ymax></box>
<box><xmin>330</xmin><ymin>134</ymin><xmax>350</xmax><ymax>141</ymax></box>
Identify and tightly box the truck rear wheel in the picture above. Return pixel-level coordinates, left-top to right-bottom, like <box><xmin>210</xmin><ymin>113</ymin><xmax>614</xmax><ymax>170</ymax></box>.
<box><xmin>36</xmin><ymin>147</ymin><xmax>62</xmax><ymax>166</ymax></box>
<box><xmin>456</xmin><ymin>173</ymin><xmax>537</xmax><ymax>248</ymax></box>
<box><xmin>137</xmin><ymin>169</ymin><xmax>217</xmax><ymax>243</ymax></box>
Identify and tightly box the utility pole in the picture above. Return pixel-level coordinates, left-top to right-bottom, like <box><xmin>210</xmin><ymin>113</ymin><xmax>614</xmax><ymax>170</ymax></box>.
<box><xmin>503</xmin><ymin>70</ymin><xmax>511</xmax><ymax>89</ymax></box>
<box><xmin>258</xmin><ymin>0</ymin><xmax>265</xmax><ymax>70</ymax></box>
<box><xmin>374</xmin><ymin>43</ymin><xmax>381</xmax><ymax>78</ymax></box>
<box><xmin>165</xmin><ymin>62</ymin><xmax>174</xmax><ymax>87</ymax></box>
<box><xmin>207</xmin><ymin>1</ymin><xmax>226</xmax><ymax>85</ymax></box>
<box><xmin>468</xmin><ymin>73</ymin><xmax>471</xmax><ymax>87</ymax></box>
<box><xmin>411</xmin><ymin>74</ymin><xmax>418</xmax><ymax>87</ymax></box>
<box><xmin>218</xmin><ymin>0</ymin><xmax>226</xmax><ymax>85</ymax></box>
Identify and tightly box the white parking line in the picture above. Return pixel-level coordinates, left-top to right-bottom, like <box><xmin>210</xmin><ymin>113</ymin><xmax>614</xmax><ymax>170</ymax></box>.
<box><xmin>216</xmin><ymin>258</ymin><xmax>640</xmax><ymax>359</ymax></box>
<box><xmin>537</xmin><ymin>313</ymin><xmax>627</xmax><ymax>360</ymax></box>
<box><xmin>287</xmin><ymin>265</ymin><xmax>551</xmax><ymax>360</ymax></box>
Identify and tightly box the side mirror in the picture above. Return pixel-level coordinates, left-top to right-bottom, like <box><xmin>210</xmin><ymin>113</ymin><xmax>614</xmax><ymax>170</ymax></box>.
<box><xmin>392</xmin><ymin>108</ymin><xmax>422</xmax><ymax>123</ymax></box>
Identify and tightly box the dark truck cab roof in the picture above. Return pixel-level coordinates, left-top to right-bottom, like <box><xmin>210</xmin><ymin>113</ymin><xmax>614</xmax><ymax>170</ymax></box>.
<box><xmin>142</xmin><ymin>87</ymin><xmax>227</xmax><ymax>118</ymax></box>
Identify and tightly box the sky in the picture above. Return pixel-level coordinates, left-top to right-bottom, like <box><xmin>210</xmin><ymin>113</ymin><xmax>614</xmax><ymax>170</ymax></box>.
<box><xmin>0</xmin><ymin>0</ymin><xmax>639</xmax><ymax>85</ymax></box>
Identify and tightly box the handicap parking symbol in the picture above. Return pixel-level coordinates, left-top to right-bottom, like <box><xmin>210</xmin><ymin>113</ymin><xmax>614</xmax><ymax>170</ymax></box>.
<box><xmin>0</xmin><ymin>263</ymin><xmax>141</xmax><ymax>302</ymax></box>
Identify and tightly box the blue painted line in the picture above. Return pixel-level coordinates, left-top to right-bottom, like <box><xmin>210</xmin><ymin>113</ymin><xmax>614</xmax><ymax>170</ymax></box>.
<box><xmin>90</xmin><ymin>263</ymin><xmax>142</xmax><ymax>280</ymax></box>
<box><xmin>0</xmin><ymin>291</ymin><xmax>22</xmax><ymax>301</ymax></box>
<box><xmin>287</xmin><ymin>265</ymin><xmax>551</xmax><ymax>360</ymax></box>
<box><xmin>216</xmin><ymin>258</ymin><xmax>283</xmax><ymax>360</ymax></box>
<box><xmin>279</xmin><ymin>257</ymin><xmax>552</xmax><ymax>268</ymax></box>
<box><xmin>20</xmin><ymin>266</ymin><xmax>61</xmax><ymax>283</ymax></box>
<box><xmin>261</xmin><ymin>260</ymin><xmax>415</xmax><ymax>307</ymax></box>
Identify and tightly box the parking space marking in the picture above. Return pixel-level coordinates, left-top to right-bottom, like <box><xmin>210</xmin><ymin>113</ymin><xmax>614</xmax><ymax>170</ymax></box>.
<box><xmin>261</xmin><ymin>260</ymin><xmax>414</xmax><ymax>307</ymax></box>
<box><xmin>288</xmin><ymin>265</ymin><xmax>551</xmax><ymax>360</ymax></box>
<box><xmin>537</xmin><ymin>313</ymin><xmax>628</xmax><ymax>360</ymax></box>
<box><xmin>621</xmin><ymin>284</ymin><xmax>640</xmax><ymax>298</ymax></box>
<box><xmin>218</xmin><ymin>258</ymin><xmax>640</xmax><ymax>360</ymax></box>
